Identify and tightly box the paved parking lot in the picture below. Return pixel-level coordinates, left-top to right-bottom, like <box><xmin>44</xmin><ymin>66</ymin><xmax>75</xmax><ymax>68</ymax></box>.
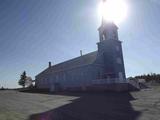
<box><xmin>0</xmin><ymin>86</ymin><xmax>160</xmax><ymax>120</ymax></box>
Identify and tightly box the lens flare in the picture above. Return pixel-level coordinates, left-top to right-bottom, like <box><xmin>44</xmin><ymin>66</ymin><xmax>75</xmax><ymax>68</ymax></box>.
<box><xmin>98</xmin><ymin>0</ymin><xmax>128</xmax><ymax>24</ymax></box>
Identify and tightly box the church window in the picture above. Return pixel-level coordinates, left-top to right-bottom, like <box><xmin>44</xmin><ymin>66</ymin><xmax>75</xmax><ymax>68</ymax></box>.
<box><xmin>81</xmin><ymin>72</ymin><xmax>84</xmax><ymax>76</ymax></box>
<box><xmin>63</xmin><ymin>73</ymin><xmax>66</xmax><ymax>81</ymax></box>
<box><xmin>56</xmin><ymin>75</ymin><xmax>59</xmax><ymax>82</ymax></box>
<box><xmin>43</xmin><ymin>79</ymin><xmax>45</xmax><ymax>84</ymax></box>
<box><xmin>97</xmin><ymin>71</ymin><xmax>101</xmax><ymax>79</ymax></box>
<box><xmin>117</xmin><ymin>58</ymin><xmax>122</xmax><ymax>64</ymax></box>
<box><xmin>113</xmin><ymin>31</ymin><xmax>117</xmax><ymax>39</ymax></box>
<box><xmin>102</xmin><ymin>34</ymin><xmax>105</xmax><ymax>40</ymax></box>
<box><xmin>119</xmin><ymin>72</ymin><xmax>123</xmax><ymax>80</ymax></box>
<box><xmin>44</xmin><ymin>79</ymin><xmax>46</xmax><ymax>84</ymax></box>
<box><xmin>46</xmin><ymin>79</ymin><xmax>49</xmax><ymax>84</ymax></box>
<box><xmin>46</xmin><ymin>79</ymin><xmax>48</xmax><ymax>84</ymax></box>
<box><xmin>116</xmin><ymin>46</ymin><xmax>120</xmax><ymax>51</ymax></box>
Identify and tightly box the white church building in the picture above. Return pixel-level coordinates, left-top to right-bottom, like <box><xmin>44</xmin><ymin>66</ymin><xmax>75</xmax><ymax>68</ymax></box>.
<box><xmin>35</xmin><ymin>17</ymin><xmax>128</xmax><ymax>91</ymax></box>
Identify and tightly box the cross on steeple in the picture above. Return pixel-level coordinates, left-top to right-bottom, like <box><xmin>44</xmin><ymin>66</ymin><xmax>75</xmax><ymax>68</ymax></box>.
<box><xmin>101</xmin><ymin>0</ymin><xmax>107</xmax><ymax>26</ymax></box>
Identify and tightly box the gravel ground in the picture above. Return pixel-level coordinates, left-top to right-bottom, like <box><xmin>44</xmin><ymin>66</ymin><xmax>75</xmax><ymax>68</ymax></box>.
<box><xmin>0</xmin><ymin>86</ymin><xmax>160</xmax><ymax>120</ymax></box>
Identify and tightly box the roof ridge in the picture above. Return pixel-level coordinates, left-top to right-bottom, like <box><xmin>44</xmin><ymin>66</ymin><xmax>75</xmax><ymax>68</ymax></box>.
<box><xmin>52</xmin><ymin>51</ymin><xmax>97</xmax><ymax>68</ymax></box>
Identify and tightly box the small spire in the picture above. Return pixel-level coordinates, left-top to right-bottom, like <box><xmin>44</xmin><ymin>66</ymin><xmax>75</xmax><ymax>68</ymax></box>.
<box><xmin>80</xmin><ymin>50</ymin><xmax>83</xmax><ymax>56</ymax></box>
<box><xmin>49</xmin><ymin>62</ymin><xmax>52</xmax><ymax>68</ymax></box>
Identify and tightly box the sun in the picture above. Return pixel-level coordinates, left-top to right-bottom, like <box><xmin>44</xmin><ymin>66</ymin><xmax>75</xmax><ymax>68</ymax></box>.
<box><xmin>98</xmin><ymin>0</ymin><xmax>128</xmax><ymax>24</ymax></box>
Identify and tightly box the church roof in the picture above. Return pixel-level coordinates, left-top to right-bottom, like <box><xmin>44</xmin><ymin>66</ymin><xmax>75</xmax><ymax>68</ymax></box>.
<box><xmin>37</xmin><ymin>51</ymin><xmax>98</xmax><ymax>76</ymax></box>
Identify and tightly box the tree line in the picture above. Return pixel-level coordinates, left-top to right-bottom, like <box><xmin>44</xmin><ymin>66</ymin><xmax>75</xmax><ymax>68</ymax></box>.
<box><xmin>129</xmin><ymin>73</ymin><xmax>160</xmax><ymax>83</ymax></box>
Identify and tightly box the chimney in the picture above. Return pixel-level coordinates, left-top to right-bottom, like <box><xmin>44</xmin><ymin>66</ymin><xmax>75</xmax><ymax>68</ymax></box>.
<box><xmin>80</xmin><ymin>50</ymin><xmax>83</xmax><ymax>56</ymax></box>
<box><xmin>49</xmin><ymin>62</ymin><xmax>51</xmax><ymax>68</ymax></box>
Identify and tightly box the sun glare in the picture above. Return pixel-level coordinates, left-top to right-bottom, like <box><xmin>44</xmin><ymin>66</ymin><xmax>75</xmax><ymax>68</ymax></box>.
<box><xmin>98</xmin><ymin>0</ymin><xmax>128</xmax><ymax>24</ymax></box>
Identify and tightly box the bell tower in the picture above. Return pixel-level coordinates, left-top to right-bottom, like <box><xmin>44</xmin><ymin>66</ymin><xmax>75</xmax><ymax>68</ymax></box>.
<box><xmin>98</xmin><ymin>21</ymin><xmax>119</xmax><ymax>42</ymax></box>
<box><xmin>97</xmin><ymin>19</ymin><xmax>126</xmax><ymax>82</ymax></box>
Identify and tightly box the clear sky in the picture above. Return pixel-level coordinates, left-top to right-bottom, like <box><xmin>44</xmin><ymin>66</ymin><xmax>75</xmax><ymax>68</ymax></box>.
<box><xmin>0</xmin><ymin>0</ymin><xmax>160</xmax><ymax>88</ymax></box>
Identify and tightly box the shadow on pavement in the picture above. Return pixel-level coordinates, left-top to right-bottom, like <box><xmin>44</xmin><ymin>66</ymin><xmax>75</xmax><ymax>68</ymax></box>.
<box><xmin>28</xmin><ymin>92</ymin><xmax>141</xmax><ymax>120</ymax></box>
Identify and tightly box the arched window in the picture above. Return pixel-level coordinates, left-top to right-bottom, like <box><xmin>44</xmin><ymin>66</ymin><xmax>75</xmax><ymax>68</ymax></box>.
<box><xmin>102</xmin><ymin>34</ymin><xmax>105</xmax><ymax>41</ymax></box>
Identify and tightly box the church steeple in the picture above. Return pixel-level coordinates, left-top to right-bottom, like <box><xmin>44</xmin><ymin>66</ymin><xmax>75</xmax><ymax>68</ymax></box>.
<box><xmin>98</xmin><ymin>0</ymin><xmax>119</xmax><ymax>42</ymax></box>
<box><xmin>96</xmin><ymin>1</ymin><xmax>126</xmax><ymax>81</ymax></box>
<box><xmin>97</xmin><ymin>19</ymin><xmax>126</xmax><ymax>81</ymax></box>
<box><xmin>98</xmin><ymin>21</ymin><xmax>119</xmax><ymax>42</ymax></box>
<box><xmin>97</xmin><ymin>20</ymin><xmax>120</xmax><ymax>55</ymax></box>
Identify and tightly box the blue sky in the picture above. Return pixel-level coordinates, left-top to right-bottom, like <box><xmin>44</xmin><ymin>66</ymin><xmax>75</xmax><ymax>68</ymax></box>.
<box><xmin>0</xmin><ymin>0</ymin><xmax>160</xmax><ymax>88</ymax></box>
